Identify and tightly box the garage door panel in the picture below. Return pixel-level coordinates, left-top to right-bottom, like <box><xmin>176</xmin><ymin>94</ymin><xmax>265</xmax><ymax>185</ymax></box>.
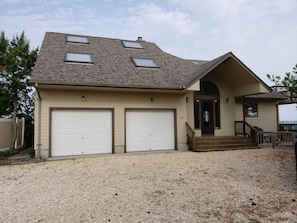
<box><xmin>126</xmin><ymin>110</ymin><xmax>175</xmax><ymax>152</ymax></box>
<box><xmin>51</xmin><ymin>109</ymin><xmax>112</xmax><ymax>156</ymax></box>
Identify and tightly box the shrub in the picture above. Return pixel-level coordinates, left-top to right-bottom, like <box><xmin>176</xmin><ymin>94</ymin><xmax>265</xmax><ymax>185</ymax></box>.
<box><xmin>0</xmin><ymin>149</ymin><xmax>18</xmax><ymax>157</ymax></box>
<box><xmin>28</xmin><ymin>146</ymin><xmax>35</xmax><ymax>157</ymax></box>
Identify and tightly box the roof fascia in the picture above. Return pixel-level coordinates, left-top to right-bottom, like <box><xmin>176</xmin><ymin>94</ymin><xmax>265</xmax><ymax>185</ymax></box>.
<box><xmin>34</xmin><ymin>83</ymin><xmax>188</xmax><ymax>94</ymax></box>
<box><xmin>185</xmin><ymin>53</ymin><xmax>231</xmax><ymax>89</ymax></box>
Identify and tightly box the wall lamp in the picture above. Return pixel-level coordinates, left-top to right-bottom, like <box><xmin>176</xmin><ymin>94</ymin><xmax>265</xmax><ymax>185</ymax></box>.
<box><xmin>226</xmin><ymin>97</ymin><xmax>229</xmax><ymax>103</ymax></box>
<box><xmin>150</xmin><ymin>97</ymin><xmax>154</xmax><ymax>103</ymax></box>
<box><xmin>82</xmin><ymin>96</ymin><xmax>86</xmax><ymax>101</ymax></box>
<box><xmin>186</xmin><ymin>97</ymin><xmax>189</xmax><ymax>103</ymax></box>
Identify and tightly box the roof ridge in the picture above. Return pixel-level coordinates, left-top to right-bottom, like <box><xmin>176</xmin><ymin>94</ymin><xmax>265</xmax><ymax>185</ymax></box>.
<box><xmin>45</xmin><ymin>31</ymin><xmax>155</xmax><ymax>44</ymax></box>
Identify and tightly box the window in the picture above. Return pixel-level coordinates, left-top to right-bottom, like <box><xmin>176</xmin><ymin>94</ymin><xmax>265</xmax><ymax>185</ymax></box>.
<box><xmin>122</xmin><ymin>40</ymin><xmax>143</xmax><ymax>49</ymax></box>
<box><xmin>65</xmin><ymin>53</ymin><xmax>93</xmax><ymax>63</ymax></box>
<box><xmin>194</xmin><ymin>81</ymin><xmax>221</xmax><ymax>129</ymax></box>
<box><xmin>66</xmin><ymin>35</ymin><xmax>89</xmax><ymax>44</ymax></box>
<box><xmin>132</xmin><ymin>58</ymin><xmax>159</xmax><ymax>68</ymax></box>
<box><xmin>244</xmin><ymin>103</ymin><xmax>258</xmax><ymax>117</ymax></box>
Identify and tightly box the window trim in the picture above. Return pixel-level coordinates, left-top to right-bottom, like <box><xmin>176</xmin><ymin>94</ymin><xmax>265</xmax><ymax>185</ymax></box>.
<box><xmin>122</xmin><ymin>40</ymin><xmax>143</xmax><ymax>49</ymax></box>
<box><xmin>65</xmin><ymin>52</ymin><xmax>93</xmax><ymax>64</ymax></box>
<box><xmin>194</xmin><ymin>99</ymin><xmax>221</xmax><ymax>129</ymax></box>
<box><xmin>131</xmin><ymin>57</ymin><xmax>159</xmax><ymax>68</ymax></box>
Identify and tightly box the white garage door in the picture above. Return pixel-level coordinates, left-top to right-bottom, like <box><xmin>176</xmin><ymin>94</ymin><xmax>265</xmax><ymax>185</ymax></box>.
<box><xmin>51</xmin><ymin>109</ymin><xmax>112</xmax><ymax>156</ymax></box>
<box><xmin>126</xmin><ymin>110</ymin><xmax>175</xmax><ymax>152</ymax></box>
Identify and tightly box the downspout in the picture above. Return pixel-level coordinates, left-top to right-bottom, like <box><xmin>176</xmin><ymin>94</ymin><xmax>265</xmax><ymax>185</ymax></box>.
<box><xmin>14</xmin><ymin>117</ymin><xmax>18</xmax><ymax>149</ymax></box>
<box><xmin>21</xmin><ymin>117</ymin><xmax>25</xmax><ymax>147</ymax></box>
<box><xmin>34</xmin><ymin>83</ymin><xmax>42</xmax><ymax>160</ymax></box>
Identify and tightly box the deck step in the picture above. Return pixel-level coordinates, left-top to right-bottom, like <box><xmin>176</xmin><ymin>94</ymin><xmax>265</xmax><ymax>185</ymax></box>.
<box><xmin>193</xmin><ymin>136</ymin><xmax>257</xmax><ymax>152</ymax></box>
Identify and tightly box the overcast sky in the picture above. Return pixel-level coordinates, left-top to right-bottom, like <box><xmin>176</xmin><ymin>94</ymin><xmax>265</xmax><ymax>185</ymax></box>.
<box><xmin>0</xmin><ymin>0</ymin><xmax>296</xmax><ymax>120</ymax></box>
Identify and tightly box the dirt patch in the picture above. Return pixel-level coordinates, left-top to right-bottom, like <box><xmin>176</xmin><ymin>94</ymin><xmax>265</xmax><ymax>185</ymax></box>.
<box><xmin>0</xmin><ymin>149</ymin><xmax>41</xmax><ymax>165</ymax></box>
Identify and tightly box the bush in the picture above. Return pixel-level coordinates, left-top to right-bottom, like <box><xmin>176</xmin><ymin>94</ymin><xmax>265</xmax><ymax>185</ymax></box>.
<box><xmin>0</xmin><ymin>149</ymin><xmax>18</xmax><ymax>157</ymax></box>
<box><xmin>28</xmin><ymin>146</ymin><xmax>35</xmax><ymax>157</ymax></box>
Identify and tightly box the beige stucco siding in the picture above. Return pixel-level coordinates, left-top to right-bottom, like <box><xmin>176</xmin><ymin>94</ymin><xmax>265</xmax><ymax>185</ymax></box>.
<box><xmin>186</xmin><ymin>92</ymin><xmax>194</xmax><ymax>127</ymax></box>
<box><xmin>235</xmin><ymin>101</ymin><xmax>278</xmax><ymax>131</ymax></box>
<box><xmin>233</xmin><ymin>83</ymin><xmax>269</xmax><ymax>96</ymax></box>
<box><xmin>35</xmin><ymin>88</ymin><xmax>188</xmax><ymax>159</ymax></box>
<box><xmin>187</xmin><ymin>80</ymin><xmax>200</xmax><ymax>91</ymax></box>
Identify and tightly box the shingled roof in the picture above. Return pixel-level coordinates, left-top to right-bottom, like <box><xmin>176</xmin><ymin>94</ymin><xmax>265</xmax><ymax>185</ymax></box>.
<box><xmin>30</xmin><ymin>32</ymin><xmax>206</xmax><ymax>89</ymax></box>
<box><xmin>244</xmin><ymin>91</ymin><xmax>287</xmax><ymax>100</ymax></box>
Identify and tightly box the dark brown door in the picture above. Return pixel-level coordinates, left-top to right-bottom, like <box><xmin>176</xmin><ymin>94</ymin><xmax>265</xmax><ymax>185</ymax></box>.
<box><xmin>201</xmin><ymin>101</ymin><xmax>214</xmax><ymax>136</ymax></box>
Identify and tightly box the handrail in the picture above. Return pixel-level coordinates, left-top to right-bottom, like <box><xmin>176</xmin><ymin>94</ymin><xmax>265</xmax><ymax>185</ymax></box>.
<box><xmin>235</xmin><ymin>121</ymin><xmax>258</xmax><ymax>144</ymax></box>
<box><xmin>186</xmin><ymin>122</ymin><xmax>195</xmax><ymax>151</ymax></box>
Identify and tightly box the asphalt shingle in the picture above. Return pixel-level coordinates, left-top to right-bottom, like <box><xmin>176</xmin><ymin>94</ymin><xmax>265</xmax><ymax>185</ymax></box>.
<box><xmin>30</xmin><ymin>32</ymin><xmax>204</xmax><ymax>89</ymax></box>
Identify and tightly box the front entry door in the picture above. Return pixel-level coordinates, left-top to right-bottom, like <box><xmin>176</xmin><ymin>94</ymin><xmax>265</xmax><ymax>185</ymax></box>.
<box><xmin>201</xmin><ymin>101</ymin><xmax>214</xmax><ymax>136</ymax></box>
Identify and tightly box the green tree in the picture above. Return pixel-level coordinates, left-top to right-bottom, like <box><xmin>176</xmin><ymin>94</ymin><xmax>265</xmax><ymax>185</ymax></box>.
<box><xmin>0</xmin><ymin>32</ymin><xmax>10</xmax><ymax>115</ymax></box>
<box><xmin>267</xmin><ymin>64</ymin><xmax>297</xmax><ymax>100</ymax></box>
<box><xmin>0</xmin><ymin>31</ymin><xmax>38</xmax><ymax>149</ymax></box>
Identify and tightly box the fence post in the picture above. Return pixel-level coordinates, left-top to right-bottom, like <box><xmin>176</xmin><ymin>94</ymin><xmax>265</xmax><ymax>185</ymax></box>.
<box><xmin>295</xmin><ymin>141</ymin><xmax>297</xmax><ymax>180</ymax></box>
<box><xmin>271</xmin><ymin>132</ymin><xmax>276</xmax><ymax>148</ymax></box>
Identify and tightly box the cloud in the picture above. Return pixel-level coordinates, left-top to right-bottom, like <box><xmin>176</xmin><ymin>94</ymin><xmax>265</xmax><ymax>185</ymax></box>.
<box><xmin>126</xmin><ymin>3</ymin><xmax>199</xmax><ymax>37</ymax></box>
<box><xmin>166</xmin><ymin>0</ymin><xmax>297</xmax><ymax>77</ymax></box>
<box><xmin>92</xmin><ymin>2</ymin><xmax>201</xmax><ymax>59</ymax></box>
<box><xmin>1</xmin><ymin>0</ymin><xmax>296</xmax><ymax>81</ymax></box>
<box><xmin>6</xmin><ymin>6</ymin><xmax>40</xmax><ymax>15</ymax></box>
<box><xmin>0</xmin><ymin>0</ymin><xmax>21</xmax><ymax>4</ymax></box>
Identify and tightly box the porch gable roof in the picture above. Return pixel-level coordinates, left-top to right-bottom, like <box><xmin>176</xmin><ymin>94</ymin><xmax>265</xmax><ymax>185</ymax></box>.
<box><xmin>186</xmin><ymin>52</ymin><xmax>272</xmax><ymax>95</ymax></box>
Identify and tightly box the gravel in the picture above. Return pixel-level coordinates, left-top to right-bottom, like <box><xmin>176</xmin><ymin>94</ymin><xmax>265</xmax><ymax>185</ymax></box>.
<box><xmin>0</xmin><ymin>148</ymin><xmax>296</xmax><ymax>223</ymax></box>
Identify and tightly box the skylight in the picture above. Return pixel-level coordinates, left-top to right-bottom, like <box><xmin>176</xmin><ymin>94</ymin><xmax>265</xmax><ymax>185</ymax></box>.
<box><xmin>122</xmin><ymin>40</ymin><xmax>143</xmax><ymax>49</ymax></box>
<box><xmin>66</xmin><ymin>35</ymin><xmax>89</xmax><ymax>44</ymax></box>
<box><xmin>65</xmin><ymin>53</ymin><xmax>93</xmax><ymax>63</ymax></box>
<box><xmin>132</xmin><ymin>58</ymin><xmax>159</xmax><ymax>68</ymax></box>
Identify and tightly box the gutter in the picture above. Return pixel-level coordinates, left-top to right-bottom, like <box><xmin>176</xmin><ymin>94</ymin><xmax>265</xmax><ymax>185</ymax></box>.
<box><xmin>34</xmin><ymin>83</ymin><xmax>42</xmax><ymax>160</ymax></box>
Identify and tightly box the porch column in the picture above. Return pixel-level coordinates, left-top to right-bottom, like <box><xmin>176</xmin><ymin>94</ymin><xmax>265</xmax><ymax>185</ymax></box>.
<box><xmin>242</xmin><ymin>96</ymin><xmax>246</xmax><ymax>135</ymax></box>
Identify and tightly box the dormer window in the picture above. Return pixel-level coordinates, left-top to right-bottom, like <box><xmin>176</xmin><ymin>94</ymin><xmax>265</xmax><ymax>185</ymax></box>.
<box><xmin>66</xmin><ymin>35</ymin><xmax>89</xmax><ymax>44</ymax></box>
<box><xmin>65</xmin><ymin>53</ymin><xmax>93</xmax><ymax>64</ymax></box>
<box><xmin>122</xmin><ymin>40</ymin><xmax>143</xmax><ymax>49</ymax></box>
<box><xmin>132</xmin><ymin>57</ymin><xmax>159</xmax><ymax>68</ymax></box>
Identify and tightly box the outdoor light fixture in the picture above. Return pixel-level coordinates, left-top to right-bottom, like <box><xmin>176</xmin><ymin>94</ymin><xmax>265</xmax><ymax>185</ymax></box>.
<box><xmin>150</xmin><ymin>97</ymin><xmax>154</xmax><ymax>102</ymax></box>
<box><xmin>226</xmin><ymin>97</ymin><xmax>229</xmax><ymax>103</ymax></box>
<box><xmin>82</xmin><ymin>96</ymin><xmax>86</xmax><ymax>101</ymax></box>
<box><xmin>186</xmin><ymin>97</ymin><xmax>189</xmax><ymax>103</ymax></box>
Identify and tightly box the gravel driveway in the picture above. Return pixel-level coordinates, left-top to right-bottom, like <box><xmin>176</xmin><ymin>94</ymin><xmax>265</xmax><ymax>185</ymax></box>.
<box><xmin>1</xmin><ymin>148</ymin><xmax>296</xmax><ymax>222</ymax></box>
